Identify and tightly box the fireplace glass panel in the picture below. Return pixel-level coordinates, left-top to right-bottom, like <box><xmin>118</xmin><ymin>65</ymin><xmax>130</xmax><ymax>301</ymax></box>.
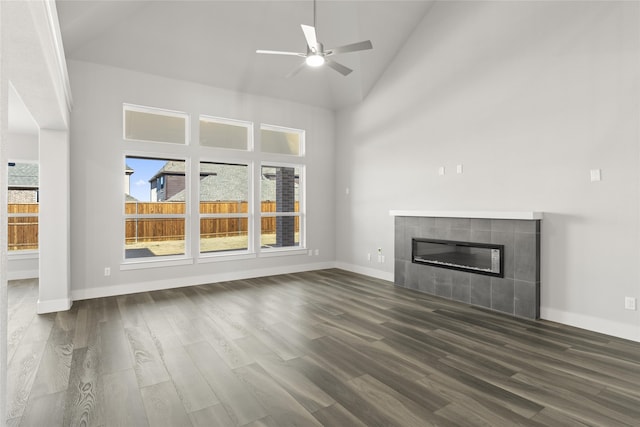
<box><xmin>412</xmin><ymin>238</ymin><xmax>503</xmax><ymax>277</ymax></box>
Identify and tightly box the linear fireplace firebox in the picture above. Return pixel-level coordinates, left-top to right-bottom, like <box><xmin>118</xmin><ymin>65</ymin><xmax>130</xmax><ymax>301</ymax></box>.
<box><xmin>412</xmin><ymin>238</ymin><xmax>504</xmax><ymax>278</ymax></box>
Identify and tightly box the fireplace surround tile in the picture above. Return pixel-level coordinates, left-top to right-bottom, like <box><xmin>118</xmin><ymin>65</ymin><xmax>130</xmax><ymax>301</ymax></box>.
<box><xmin>470</xmin><ymin>275</ymin><xmax>491</xmax><ymax>309</ymax></box>
<box><xmin>491</xmin><ymin>219</ymin><xmax>516</xmax><ymax>233</ymax></box>
<box><xmin>515</xmin><ymin>232</ymin><xmax>539</xmax><ymax>282</ymax></box>
<box><xmin>470</xmin><ymin>230</ymin><xmax>491</xmax><ymax>244</ymax></box>
<box><xmin>452</xmin><ymin>270</ymin><xmax>471</xmax><ymax>303</ymax></box>
<box><xmin>450</xmin><ymin>228</ymin><xmax>472</xmax><ymax>242</ymax></box>
<box><xmin>471</xmin><ymin>218</ymin><xmax>492</xmax><ymax>231</ymax></box>
<box><xmin>515</xmin><ymin>280</ymin><xmax>539</xmax><ymax>319</ymax></box>
<box><xmin>393</xmin><ymin>214</ymin><xmax>541</xmax><ymax>319</ymax></box>
<box><xmin>491</xmin><ymin>277</ymin><xmax>515</xmax><ymax>314</ymax></box>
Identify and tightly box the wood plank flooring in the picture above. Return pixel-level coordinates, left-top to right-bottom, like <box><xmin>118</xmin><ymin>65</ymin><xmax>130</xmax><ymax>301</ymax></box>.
<box><xmin>6</xmin><ymin>269</ymin><xmax>640</xmax><ymax>426</ymax></box>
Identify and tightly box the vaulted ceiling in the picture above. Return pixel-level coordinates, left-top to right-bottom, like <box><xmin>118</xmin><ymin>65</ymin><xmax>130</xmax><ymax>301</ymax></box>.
<box><xmin>56</xmin><ymin>0</ymin><xmax>433</xmax><ymax>110</ymax></box>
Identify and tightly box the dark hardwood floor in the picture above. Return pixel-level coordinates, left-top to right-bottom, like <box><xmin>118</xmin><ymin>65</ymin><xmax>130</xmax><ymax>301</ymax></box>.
<box><xmin>6</xmin><ymin>269</ymin><xmax>640</xmax><ymax>426</ymax></box>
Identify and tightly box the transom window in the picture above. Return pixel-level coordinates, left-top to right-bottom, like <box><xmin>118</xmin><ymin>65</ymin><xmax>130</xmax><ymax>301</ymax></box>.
<box><xmin>260</xmin><ymin>124</ymin><xmax>303</xmax><ymax>156</ymax></box>
<box><xmin>200</xmin><ymin>116</ymin><xmax>251</xmax><ymax>150</ymax></box>
<box><xmin>124</xmin><ymin>104</ymin><xmax>188</xmax><ymax>144</ymax></box>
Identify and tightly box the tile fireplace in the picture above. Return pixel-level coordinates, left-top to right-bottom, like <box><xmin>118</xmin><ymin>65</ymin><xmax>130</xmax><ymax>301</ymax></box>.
<box><xmin>391</xmin><ymin>211</ymin><xmax>542</xmax><ymax>319</ymax></box>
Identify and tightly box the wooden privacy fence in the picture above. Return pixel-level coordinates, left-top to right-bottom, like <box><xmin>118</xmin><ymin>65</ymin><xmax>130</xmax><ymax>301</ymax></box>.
<box><xmin>8</xmin><ymin>203</ymin><xmax>39</xmax><ymax>250</ymax></box>
<box><xmin>125</xmin><ymin>201</ymin><xmax>299</xmax><ymax>243</ymax></box>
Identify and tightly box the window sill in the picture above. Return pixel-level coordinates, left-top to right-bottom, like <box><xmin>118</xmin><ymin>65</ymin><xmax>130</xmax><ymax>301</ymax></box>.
<box><xmin>120</xmin><ymin>256</ymin><xmax>194</xmax><ymax>270</ymax></box>
<box><xmin>197</xmin><ymin>252</ymin><xmax>257</xmax><ymax>263</ymax></box>
<box><xmin>8</xmin><ymin>251</ymin><xmax>39</xmax><ymax>260</ymax></box>
<box><xmin>259</xmin><ymin>248</ymin><xmax>308</xmax><ymax>258</ymax></box>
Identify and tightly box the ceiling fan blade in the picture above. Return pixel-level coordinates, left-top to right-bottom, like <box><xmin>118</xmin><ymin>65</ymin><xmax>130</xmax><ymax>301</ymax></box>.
<box><xmin>285</xmin><ymin>62</ymin><xmax>307</xmax><ymax>79</ymax></box>
<box><xmin>301</xmin><ymin>24</ymin><xmax>319</xmax><ymax>51</ymax></box>
<box><xmin>256</xmin><ymin>49</ymin><xmax>305</xmax><ymax>56</ymax></box>
<box><xmin>326</xmin><ymin>60</ymin><xmax>353</xmax><ymax>76</ymax></box>
<box><xmin>326</xmin><ymin>40</ymin><xmax>373</xmax><ymax>56</ymax></box>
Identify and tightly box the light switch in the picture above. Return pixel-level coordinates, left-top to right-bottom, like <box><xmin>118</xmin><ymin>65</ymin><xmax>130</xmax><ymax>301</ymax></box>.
<box><xmin>438</xmin><ymin>166</ymin><xmax>445</xmax><ymax>176</ymax></box>
<box><xmin>590</xmin><ymin>169</ymin><xmax>601</xmax><ymax>182</ymax></box>
<box><xmin>456</xmin><ymin>164</ymin><xmax>463</xmax><ymax>174</ymax></box>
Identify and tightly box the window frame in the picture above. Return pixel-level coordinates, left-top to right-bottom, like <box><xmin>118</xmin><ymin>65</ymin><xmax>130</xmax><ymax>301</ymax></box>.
<box><xmin>199</xmin><ymin>115</ymin><xmax>253</xmax><ymax>151</ymax></box>
<box><xmin>260</xmin><ymin>123</ymin><xmax>305</xmax><ymax>157</ymax></box>
<box><xmin>198</xmin><ymin>160</ymin><xmax>253</xmax><ymax>258</ymax></box>
<box><xmin>122</xmin><ymin>154</ymin><xmax>191</xmax><ymax>266</ymax></box>
<box><xmin>123</xmin><ymin>103</ymin><xmax>190</xmax><ymax>145</ymax></box>
<box><xmin>259</xmin><ymin>161</ymin><xmax>306</xmax><ymax>254</ymax></box>
<box><xmin>7</xmin><ymin>160</ymin><xmax>39</xmax><ymax>256</ymax></box>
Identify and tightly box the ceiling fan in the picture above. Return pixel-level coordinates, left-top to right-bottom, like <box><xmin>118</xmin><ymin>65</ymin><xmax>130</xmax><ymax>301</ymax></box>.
<box><xmin>256</xmin><ymin>0</ymin><xmax>373</xmax><ymax>77</ymax></box>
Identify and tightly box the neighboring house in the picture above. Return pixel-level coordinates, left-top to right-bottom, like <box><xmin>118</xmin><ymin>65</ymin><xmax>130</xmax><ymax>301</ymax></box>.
<box><xmin>149</xmin><ymin>161</ymin><xmax>215</xmax><ymax>201</ymax></box>
<box><xmin>7</xmin><ymin>162</ymin><xmax>39</xmax><ymax>203</ymax></box>
<box><xmin>152</xmin><ymin>161</ymin><xmax>299</xmax><ymax>202</ymax></box>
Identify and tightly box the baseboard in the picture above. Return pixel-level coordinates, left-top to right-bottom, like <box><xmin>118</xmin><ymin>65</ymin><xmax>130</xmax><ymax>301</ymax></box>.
<box><xmin>37</xmin><ymin>297</ymin><xmax>72</xmax><ymax>314</ymax></box>
<box><xmin>7</xmin><ymin>270</ymin><xmax>39</xmax><ymax>281</ymax></box>
<box><xmin>334</xmin><ymin>262</ymin><xmax>394</xmax><ymax>282</ymax></box>
<box><xmin>541</xmin><ymin>307</ymin><xmax>639</xmax><ymax>343</ymax></box>
<box><xmin>71</xmin><ymin>261</ymin><xmax>336</xmax><ymax>301</ymax></box>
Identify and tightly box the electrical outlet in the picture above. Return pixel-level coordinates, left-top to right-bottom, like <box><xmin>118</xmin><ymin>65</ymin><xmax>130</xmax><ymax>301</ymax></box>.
<box><xmin>438</xmin><ymin>166</ymin><xmax>445</xmax><ymax>176</ymax></box>
<box><xmin>456</xmin><ymin>164</ymin><xmax>463</xmax><ymax>174</ymax></box>
<box><xmin>367</xmin><ymin>253</ymin><xmax>371</xmax><ymax>262</ymax></box>
<box><xmin>381</xmin><ymin>255</ymin><xmax>385</xmax><ymax>263</ymax></box>
<box><xmin>624</xmin><ymin>297</ymin><xmax>636</xmax><ymax>310</ymax></box>
<box><xmin>315</xmin><ymin>249</ymin><xmax>319</xmax><ymax>256</ymax></box>
<box><xmin>104</xmin><ymin>267</ymin><xmax>111</xmax><ymax>277</ymax></box>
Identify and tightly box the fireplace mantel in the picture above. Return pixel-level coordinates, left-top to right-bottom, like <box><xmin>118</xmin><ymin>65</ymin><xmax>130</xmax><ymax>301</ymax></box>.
<box><xmin>389</xmin><ymin>210</ymin><xmax>543</xmax><ymax>220</ymax></box>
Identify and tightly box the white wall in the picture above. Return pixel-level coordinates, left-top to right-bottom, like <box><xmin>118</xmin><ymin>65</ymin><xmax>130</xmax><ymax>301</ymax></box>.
<box><xmin>335</xmin><ymin>1</ymin><xmax>640</xmax><ymax>341</ymax></box>
<box><xmin>7</xmin><ymin>133</ymin><xmax>38</xmax><ymax>160</ymax></box>
<box><xmin>68</xmin><ymin>60</ymin><xmax>335</xmax><ymax>300</ymax></box>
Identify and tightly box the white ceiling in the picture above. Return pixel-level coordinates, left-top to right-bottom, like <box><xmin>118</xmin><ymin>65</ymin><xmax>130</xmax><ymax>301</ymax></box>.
<box><xmin>55</xmin><ymin>0</ymin><xmax>433</xmax><ymax>110</ymax></box>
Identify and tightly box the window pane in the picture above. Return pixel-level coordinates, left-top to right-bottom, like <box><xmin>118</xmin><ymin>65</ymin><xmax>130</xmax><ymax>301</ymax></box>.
<box><xmin>199</xmin><ymin>162</ymin><xmax>248</xmax><ymax>207</ymax></box>
<box><xmin>199</xmin><ymin>162</ymin><xmax>249</xmax><ymax>254</ymax></box>
<box><xmin>261</xmin><ymin>165</ymin><xmax>299</xmax><ymax>212</ymax></box>
<box><xmin>261</xmin><ymin>165</ymin><xmax>300</xmax><ymax>248</ymax></box>
<box><xmin>261</xmin><ymin>216</ymin><xmax>300</xmax><ymax>248</ymax></box>
<box><xmin>126</xmin><ymin>158</ymin><xmax>186</xmax><ymax>203</ymax></box>
<box><xmin>261</xmin><ymin>127</ymin><xmax>301</xmax><ymax>155</ymax></box>
<box><xmin>7</xmin><ymin>162</ymin><xmax>39</xmax><ymax>251</ymax></box>
<box><xmin>125</xmin><ymin>218</ymin><xmax>185</xmax><ymax>258</ymax></box>
<box><xmin>125</xmin><ymin>108</ymin><xmax>187</xmax><ymax>144</ymax></box>
<box><xmin>200</xmin><ymin>218</ymin><xmax>248</xmax><ymax>253</ymax></box>
<box><xmin>125</xmin><ymin>157</ymin><xmax>187</xmax><ymax>259</ymax></box>
<box><xmin>200</xmin><ymin>119</ymin><xmax>249</xmax><ymax>150</ymax></box>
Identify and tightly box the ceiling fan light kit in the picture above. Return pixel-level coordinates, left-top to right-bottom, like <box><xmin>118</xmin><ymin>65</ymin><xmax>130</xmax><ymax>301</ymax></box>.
<box><xmin>305</xmin><ymin>54</ymin><xmax>325</xmax><ymax>67</ymax></box>
<box><xmin>256</xmin><ymin>0</ymin><xmax>372</xmax><ymax>77</ymax></box>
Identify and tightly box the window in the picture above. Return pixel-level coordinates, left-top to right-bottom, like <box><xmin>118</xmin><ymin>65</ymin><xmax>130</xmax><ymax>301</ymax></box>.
<box><xmin>124</xmin><ymin>104</ymin><xmax>188</xmax><ymax>144</ymax></box>
<box><xmin>261</xmin><ymin>125</ymin><xmax>303</xmax><ymax>156</ymax></box>
<box><xmin>121</xmin><ymin>103</ymin><xmax>307</xmax><ymax>266</ymax></box>
<box><xmin>200</xmin><ymin>116</ymin><xmax>251</xmax><ymax>150</ymax></box>
<box><xmin>261</xmin><ymin>164</ymin><xmax>303</xmax><ymax>249</ymax></box>
<box><xmin>7</xmin><ymin>162</ymin><xmax>39</xmax><ymax>251</ymax></box>
<box><xmin>199</xmin><ymin>162</ymin><xmax>250</xmax><ymax>254</ymax></box>
<box><xmin>124</xmin><ymin>157</ymin><xmax>187</xmax><ymax>259</ymax></box>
